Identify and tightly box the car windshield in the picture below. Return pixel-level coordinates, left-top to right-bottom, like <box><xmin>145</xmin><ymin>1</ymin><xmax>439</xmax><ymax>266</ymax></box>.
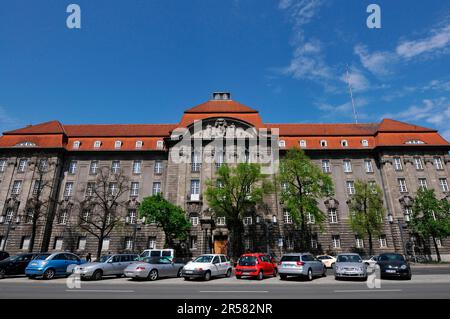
<box><xmin>238</xmin><ymin>256</ymin><xmax>257</xmax><ymax>266</ymax></box>
<box><xmin>2</xmin><ymin>255</ymin><xmax>20</xmax><ymax>262</ymax></box>
<box><xmin>34</xmin><ymin>254</ymin><xmax>51</xmax><ymax>260</ymax></box>
<box><xmin>193</xmin><ymin>255</ymin><xmax>214</xmax><ymax>263</ymax></box>
<box><xmin>337</xmin><ymin>255</ymin><xmax>362</xmax><ymax>263</ymax></box>
<box><xmin>280</xmin><ymin>255</ymin><xmax>300</xmax><ymax>262</ymax></box>
<box><xmin>99</xmin><ymin>255</ymin><xmax>111</xmax><ymax>263</ymax></box>
<box><xmin>378</xmin><ymin>254</ymin><xmax>405</xmax><ymax>262</ymax></box>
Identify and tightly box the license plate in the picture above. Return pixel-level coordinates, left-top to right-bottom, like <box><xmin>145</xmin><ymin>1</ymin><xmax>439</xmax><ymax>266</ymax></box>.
<box><xmin>386</xmin><ymin>269</ymin><xmax>396</xmax><ymax>273</ymax></box>
<box><xmin>185</xmin><ymin>270</ymin><xmax>193</xmax><ymax>274</ymax></box>
<box><xmin>283</xmin><ymin>264</ymin><xmax>295</xmax><ymax>267</ymax></box>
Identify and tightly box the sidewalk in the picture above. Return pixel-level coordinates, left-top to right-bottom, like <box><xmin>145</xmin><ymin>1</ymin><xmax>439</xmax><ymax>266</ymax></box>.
<box><xmin>410</xmin><ymin>263</ymin><xmax>450</xmax><ymax>268</ymax></box>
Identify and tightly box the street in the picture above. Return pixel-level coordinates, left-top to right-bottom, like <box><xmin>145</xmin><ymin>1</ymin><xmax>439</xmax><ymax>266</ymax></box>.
<box><xmin>1</xmin><ymin>266</ymin><xmax>449</xmax><ymax>299</ymax></box>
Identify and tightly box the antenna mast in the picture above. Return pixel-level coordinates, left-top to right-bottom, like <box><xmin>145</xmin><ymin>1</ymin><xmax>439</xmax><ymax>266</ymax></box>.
<box><xmin>346</xmin><ymin>64</ymin><xmax>358</xmax><ymax>124</ymax></box>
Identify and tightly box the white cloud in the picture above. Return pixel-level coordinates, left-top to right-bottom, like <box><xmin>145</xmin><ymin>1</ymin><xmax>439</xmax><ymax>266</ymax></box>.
<box><xmin>396</xmin><ymin>24</ymin><xmax>450</xmax><ymax>59</ymax></box>
<box><xmin>354</xmin><ymin>44</ymin><xmax>396</xmax><ymax>76</ymax></box>
<box><xmin>340</xmin><ymin>67</ymin><xmax>370</xmax><ymax>92</ymax></box>
<box><xmin>316</xmin><ymin>98</ymin><xmax>369</xmax><ymax>120</ymax></box>
<box><xmin>422</xmin><ymin>79</ymin><xmax>450</xmax><ymax>92</ymax></box>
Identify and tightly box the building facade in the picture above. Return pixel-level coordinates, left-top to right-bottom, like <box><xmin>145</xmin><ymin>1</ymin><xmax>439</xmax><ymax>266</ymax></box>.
<box><xmin>1</xmin><ymin>92</ymin><xmax>449</xmax><ymax>260</ymax></box>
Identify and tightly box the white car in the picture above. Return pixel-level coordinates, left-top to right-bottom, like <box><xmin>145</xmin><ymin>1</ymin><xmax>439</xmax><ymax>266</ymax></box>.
<box><xmin>181</xmin><ymin>254</ymin><xmax>232</xmax><ymax>281</ymax></box>
<box><xmin>316</xmin><ymin>255</ymin><xmax>337</xmax><ymax>268</ymax></box>
<box><xmin>363</xmin><ymin>255</ymin><xmax>378</xmax><ymax>267</ymax></box>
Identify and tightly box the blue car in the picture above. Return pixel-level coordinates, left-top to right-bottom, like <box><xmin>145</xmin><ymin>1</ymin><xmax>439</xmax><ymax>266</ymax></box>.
<box><xmin>25</xmin><ymin>252</ymin><xmax>85</xmax><ymax>279</ymax></box>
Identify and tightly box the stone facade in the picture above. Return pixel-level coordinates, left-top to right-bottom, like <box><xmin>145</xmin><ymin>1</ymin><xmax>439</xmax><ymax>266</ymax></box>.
<box><xmin>1</xmin><ymin>93</ymin><xmax>449</xmax><ymax>260</ymax></box>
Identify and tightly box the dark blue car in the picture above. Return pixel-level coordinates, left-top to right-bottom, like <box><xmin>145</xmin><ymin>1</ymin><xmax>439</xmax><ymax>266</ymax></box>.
<box><xmin>25</xmin><ymin>252</ymin><xmax>86</xmax><ymax>279</ymax></box>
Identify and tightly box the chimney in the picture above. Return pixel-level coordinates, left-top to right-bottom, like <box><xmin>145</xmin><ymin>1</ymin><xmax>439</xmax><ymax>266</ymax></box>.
<box><xmin>212</xmin><ymin>92</ymin><xmax>231</xmax><ymax>100</ymax></box>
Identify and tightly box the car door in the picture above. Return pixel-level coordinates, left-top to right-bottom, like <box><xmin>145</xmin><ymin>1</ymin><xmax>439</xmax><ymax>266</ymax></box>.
<box><xmin>211</xmin><ymin>256</ymin><xmax>221</xmax><ymax>276</ymax></box>
<box><xmin>218</xmin><ymin>255</ymin><xmax>228</xmax><ymax>275</ymax></box>
<box><xmin>52</xmin><ymin>254</ymin><xmax>67</xmax><ymax>275</ymax></box>
<box><xmin>313</xmin><ymin>256</ymin><xmax>324</xmax><ymax>274</ymax></box>
<box><xmin>16</xmin><ymin>254</ymin><xmax>33</xmax><ymax>275</ymax></box>
<box><xmin>262</xmin><ymin>255</ymin><xmax>273</xmax><ymax>274</ymax></box>
<box><xmin>109</xmin><ymin>255</ymin><xmax>122</xmax><ymax>275</ymax></box>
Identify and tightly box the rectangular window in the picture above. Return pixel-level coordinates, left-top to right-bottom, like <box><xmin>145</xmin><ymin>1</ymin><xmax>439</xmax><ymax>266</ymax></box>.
<box><xmin>244</xmin><ymin>238</ymin><xmax>253</xmax><ymax>250</ymax></box>
<box><xmin>332</xmin><ymin>235</ymin><xmax>341</xmax><ymax>248</ymax></box>
<box><xmin>127</xmin><ymin>209</ymin><xmax>137</xmax><ymax>224</ymax></box>
<box><xmin>20</xmin><ymin>236</ymin><xmax>30</xmax><ymax>250</ymax></box>
<box><xmin>346</xmin><ymin>181</ymin><xmax>355</xmax><ymax>195</ymax></box>
<box><xmin>94</xmin><ymin>141</ymin><xmax>101</xmax><ymax>148</ymax></box>
<box><xmin>89</xmin><ymin>161</ymin><xmax>98</xmax><ymax>174</ymax></box>
<box><xmin>190</xmin><ymin>180</ymin><xmax>200</xmax><ymax>200</ymax></box>
<box><xmin>102</xmin><ymin>238</ymin><xmax>110</xmax><ymax>251</ymax></box>
<box><xmin>77</xmin><ymin>237</ymin><xmax>87</xmax><ymax>250</ymax></box>
<box><xmin>398</xmin><ymin>178</ymin><xmax>408</xmax><ymax>193</ymax></box>
<box><xmin>11</xmin><ymin>180</ymin><xmax>22</xmax><ymax>195</ymax></box>
<box><xmin>114</xmin><ymin>140</ymin><xmax>122</xmax><ymax>149</ymax></box>
<box><xmin>215</xmin><ymin>152</ymin><xmax>224</xmax><ymax>169</ymax></box>
<box><xmin>32</xmin><ymin>180</ymin><xmax>42</xmax><ymax>196</ymax></box>
<box><xmin>152</xmin><ymin>182</ymin><xmax>161</xmax><ymax>195</ymax></box>
<box><xmin>148</xmin><ymin>237</ymin><xmax>156</xmax><ymax>249</ymax></box>
<box><xmin>307</xmin><ymin>212</ymin><xmax>315</xmax><ymax>224</ymax></box>
<box><xmin>81</xmin><ymin>210</ymin><xmax>90</xmax><ymax>223</ymax></box>
<box><xmin>216</xmin><ymin>217</ymin><xmax>226</xmax><ymax>226</ymax></box>
<box><xmin>64</xmin><ymin>182</ymin><xmax>74</xmax><ymax>197</ymax></box>
<box><xmin>343</xmin><ymin>160</ymin><xmax>352</xmax><ymax>173</ymax></box>
<box><xmin>190</xmin><ymin>216</ymin><xmax>199</xmax><ymax>226</ymax></box>
<box><xmin>130</xmin><ymin>182</ymin><xmax>139</xmax><ymax>197</ymax></box>
<box><xmin>379</xmin><ymin>235</ymin><xmax>387</xmax><ymax>248</ymax></box>
<box><xmin>436</xmin><ymin>238</ymin><xmax>442</xmax><ymax>248</ymax></box>
<box><xmin>124</xmin><ymin>237</ymin><xmax>133</xmax><ymax>250</ymax></box>
<box><xmin>191</xmin><ymin>153</ymin><xmax>201</xmax><ymax>172</ymax></box>
<box><xmin>322</xmin><ymin>160</ymin><xmax>331</xmax><ymax>173</ymax></box>
<box><xmin>310</xmin><ymin>236</ymin><xmax>318</xmax><ymax>249</ymax></box>
<box><xmin>190</xmin><ymin>236</ymin><xmax>197</xmax><ymax>249</ymax></box>
<box><xmin>132</xmin><ymin>161</ymin><xmax>142</xmax><ymax>174</ymax></box>
<box><xmin>53</xmin><ymin>237</ymin><xmax>63</xmax><ymax>250</ymax></box>
<box><xmin>111</xmin><ymin>161</ymin><xmax>120</xmax><ymax>173</ymax></box>
<box><xmin>18</xmin><ymin>159</ymin><xmax>27</xmax><ymax>173</ymax></box>
<box><xmin>365</xmin><ymin>160</ymin><xmax>374</xmax><ymax>173</ymax></box>
<box><xmin>38</xmin><ymin>158</ymin><xmax>48</xmax><ymax>171</ymax></box>
<box><xmin>286</xmin><ymin>237</ymin><xmax>294</xmax><ymax>250</ymax></box>
<box><xmin>86</xmin><ymin>182</ymin><xmax>95</xmax><ymax>197</ymax></box>
<box><xmin>414</xmin><ymin>157</ymin><xmax>424</xmax><ymax>170</ymax></box>
<box><xmin>135</xmin><ymin>140</ymin><xmax>143</xmax><ymax>149</ymax></box>
<box><xmin>355</xmin><ymin>235</ymin><xmax>364</xmax><ymax>248</ymax></box>
<box><xmin>109</xmin><ymin>182</ymin><xmax>118</xmax><ymax>196</ymax></box>
<box><xmin>418</xmin><ymin>178</ymin><xmax>428</xmax><ymax>190</ymax></box>
<box><xmin>394</xmin><ymin>157</ymin><xmax>403</xmax><ymax>171</ymax></box>
<box><xmin>25</xmin><ymin>209</ymin><xmax>34</xmax><ymax>223</ymax></box>
<box><xmin>58</xmin><ymin>210</ymin><xmax>68</xmax><ymax>224</ymax></box>
<box><xmin>439</xmin><ymin>179</ymin><xmax>449</xmax><ymax>192</ymax></box>
<box><xmin>283</xmin><ymin>210</ymin><xmax>293</xmax><ymax>224</ymax></box>
<box><xmin>329</xmin><ymin>209</ymin><xmax>338</xmax><ymax>224</ymax></box>
<box><xmin>243</xmin><ymin>216</ymin><xmax>253</xmax><ymax>225</ymax></box>
<box><xmin>68</xmin><ymin>161</ymin><xmax>77</xmax><ymax>174</ymax></box>
<box><xmin>154</xmin><ymin>161</ymin><xmax>163</xmax><ymax>174</ymax></box>
<box><xmin>73</xmin><ymin>141</ymin><xmax>80</xmax><ymax>149</ymax></box>
<box><xmin>156</xmin><ymin>140</ymin><xmax>164</xmax><ymax>149</ymax></box>
<box><xmin>0</xmin><ymin>159</ymin><xmax>7</xmax><ymax>172</ymax></box>
<box><xmin>434</xmin><ymin>157</ymin><xmax>444</xmax><ymax>170</ymax></box>
<box><xmin>0</xmin><ymin>236</ymin><xmax>5</xmax><ymax>248</ymax></box>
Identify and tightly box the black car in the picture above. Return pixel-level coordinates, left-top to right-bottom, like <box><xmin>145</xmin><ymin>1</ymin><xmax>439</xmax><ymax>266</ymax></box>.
<box><xmin>0</xmin><ymin>251</ymin><xmax>9</xmax><ymax>261</ymax></box>
<box><xmin>0</xmin><ymin>253</ymin><xmax>37</xmax><ymax>279</ymax></box>
<box><xmin>377</xmin><ymin>253</ymin><xmax>411</xmax><ymax>280</ymax></box>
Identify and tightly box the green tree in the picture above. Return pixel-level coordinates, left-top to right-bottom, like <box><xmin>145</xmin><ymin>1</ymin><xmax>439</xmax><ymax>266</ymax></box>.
<box><xmin>348</xmin><ymin>180</ymin><xmax>385</xmax><ymax>256</ymax></box>
<box><xmin>205</xmin><ymin>163</ymin><xmax>272</xmax><ymax>259</ymax></box>
<box><xmin>139</xmin><ymin>194</ymin><xmax>191</xmax><ymax>248</ymax></box>
<box><xmin>279</xmin><ymin>148</ymin><xmax>334</xmax><ymax>250</ymax></box>
<box><xmin>410</xmin><ymin>188</ymin><xmax>450</xmax><ymax>262</ymax></box>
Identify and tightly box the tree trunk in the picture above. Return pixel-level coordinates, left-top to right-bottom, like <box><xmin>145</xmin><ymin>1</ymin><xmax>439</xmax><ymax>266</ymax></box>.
<box><xmin>96</xmin><ymin>237</ymin><xmax>104</xmax><ymax>259</ymax></box>
<box><xmin>28</xmin><ymin>219</ymin><xmax>38</xmax><ymax>253</ymax></box>
<box><xmin>230</xmin><ymin>222</ymin><xmax>243</xmax><ymax>260</ymax></box>
<box><xmin>368</xmin><ymin>231</ymin><xmax>373</xmax><ymax>256</ymax></box>
<box><xmin>432</xmin><ymin>236</ymin><xmax>441</xmax><ymax>262</ymax></box>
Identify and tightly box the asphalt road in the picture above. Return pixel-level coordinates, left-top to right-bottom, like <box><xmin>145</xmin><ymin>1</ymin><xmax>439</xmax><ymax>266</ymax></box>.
<box><xmin>1</xmin><ymin>266</ymin><xmax>449</xmax><ymax>299</ymax></box>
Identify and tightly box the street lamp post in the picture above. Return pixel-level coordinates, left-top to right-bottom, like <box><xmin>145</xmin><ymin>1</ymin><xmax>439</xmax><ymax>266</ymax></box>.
<box><xmin>126</xmin><ymin>216</ymin><xmax>144</xmax><ymax>253</ymax></box>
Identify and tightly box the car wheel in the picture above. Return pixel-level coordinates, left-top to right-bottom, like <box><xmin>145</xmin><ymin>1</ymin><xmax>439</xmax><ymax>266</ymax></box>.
<box><xmin>226</xmin><ymin>268</ymin><xmax>232</xmax><ymax>278</ymax></box>
<box><xmin>92</xmin><ymin>270</ymin><xmax>103</xmax><ymax>281</ymax></box>
<box><xmin>322</xmin><ymin>267</ymin><xmax>327</xmax><ymax>277</ymax></box>
<box><xmin>116</xmin><ymin>274</ymin><xmax>123</xmax><ymax>278</ymax></box>
<box><xmin>43</xmin><ymin>268</ymin><xmax>55</xmax><ymax>280</ymax></box>
<box><xmin>406</xmin><ymin>273</ymin><xmax>412</xmax><ymax>280</ymax></box>
<box><xmin>177</xmin><ymin>268</ymin><xmax>183</xmax><ymax>277</ymax></box>
<box><xmin>273</xmin><ymin>268</ymin><xmax>278</xmax><ymax>277</ymax></box>
<box><xmin>204</xmin><ymin>271</ymin><xmax>211</xmax><ymax>281</ymax></box>
<box><xmin>334</xmin><ymin>276</ymin><xmax>339</xmax><ymax>281</ymax></box>
<box><xmin>306</xmin><ymin>268</ymin><xmax>313</xmax><ymax>281</ymax></box>
<box><xmin>362</xmin><ymin>276</ymin><xmax>368</xmax><ymax>281</ymax></box>
<box><xmin>280</xmin><ymin>274</ymin><xmax>287</xmax><ymax>280</ymax></box>
<box><xmin>257</xmin><ymin>271</ymin><xmax>264</xmax><ymax>281</ymax></box>
<box><xmin>0</xmin><ymin>269</ymin><xmax>6</xmax><ymax>279</ymax></box>
<box><xmin>236</xmin><ymin>275</ymin><xmax>241</xmax><ymax>279</ymax></box>
<box><xmin>148</xmin><ymin>269</ymin><xmax>159</xmax><ymax>281</ymax></box>
<box><xmin>184</xmin><ymin>276</ymin><xmax>190</xmax><ymax>281</ymax></box>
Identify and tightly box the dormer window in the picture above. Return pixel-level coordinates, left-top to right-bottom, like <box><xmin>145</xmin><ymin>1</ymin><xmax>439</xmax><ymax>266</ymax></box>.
<box><xmin>212</xmin><ymin>92</ymin><xmax>231</xmax><ymax>100</ymax></box>
<box><xmin>341</xmin><ymin>140</ymin><xmax>348</xmax><ymax>147</ymax></box>
<box><xmin>279</xmin><ymin>140</ymin><xmax>285</xmax><ymax>148</ymax></box>
<box><xmin>405</xmin><ymin>140</ymin><xmax>425</xmax><ymax>145</ymax></box>
<box><xmin>73</xmin><ymin>141</ymin><xmax>81</xmax><ymax>149</ymax></box>
<box><xmin>135</xmin><ymin>140</ymin><xmax>143</xmax><ymax>149</ymax></box>
<box><xmin>299</xmin><ymin>140</ymin><xmax>307</xmax><ymax>148</ymax></box>
<box><xmin>361</xmin><ymin>139</ymin><xmax>369</xmax><ymax>147</ymax></box>
<box><xmin>114</xmin><ymin>140</ymin><xmax>122</xmax><ymax>149</ymax></box>
<box><xmin>320</xmin><ymin>140</ymin><xmax>327</xmax><ymax>148</ymax></box>
<box><xmin>94</xmin><ymin>141</ymin><xmax>101</xmax><ymax>148</ymax></box>
<box><xmin>156</xmin><ymin>140</ymin><xmax>164</xmax><ymax>149</ymax></box>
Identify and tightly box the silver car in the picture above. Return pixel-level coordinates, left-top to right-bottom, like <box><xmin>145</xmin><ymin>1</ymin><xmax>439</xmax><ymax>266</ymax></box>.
<box><xmin>334</xmin><ymin>253</ymin><xmax>367</xmax><ymax>280</ymax></box>
<box><xmin>124</xmin><ymin>256</ymin><xmax>185</xmax><ymax>281</ymax></box>
<box><xmin>278</xmin><ymin>253</ymin><xmax>326</xmax><ymax>281</ymax></box>
<box><xmin>72</xmin><ymin>254</ymin><xmax>139</xmax><ymax>280</ymax></box>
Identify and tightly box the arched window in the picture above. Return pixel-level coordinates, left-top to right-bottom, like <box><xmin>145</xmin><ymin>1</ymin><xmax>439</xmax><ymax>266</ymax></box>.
<box><xmin>299</xmin><ymin>140</ymin><xmax>307</xmax><ymax>148</ymax></box>
<box><xmin>320</xmin><ymin>140</ymin><xmax>327</xmax><ymax>148</ymax></box>
<box><xmin>341</xmin><ymin>140</ymin><xmax>348</xmax><ymax>147</ymax></box>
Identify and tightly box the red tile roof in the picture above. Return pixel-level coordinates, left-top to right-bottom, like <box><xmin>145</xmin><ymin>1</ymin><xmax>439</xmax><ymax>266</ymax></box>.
<box><xmin>4</xmin><ymin>120</ymin><xmax>65</xmax><ymax>135</ymax></box>
<box><xmin>266</xmin><ymin>123</ymin><xmax>379</xmax><ymax>136</ymax></box>
<box><xmin>63</xmin><ymin>124</ymin><xmax>177</xmax><ymax>137</ymax></box>
<box><xmin>184</xmin><ymin>100</ymin><xmax>258</xmax><ymax>113</ymax></box>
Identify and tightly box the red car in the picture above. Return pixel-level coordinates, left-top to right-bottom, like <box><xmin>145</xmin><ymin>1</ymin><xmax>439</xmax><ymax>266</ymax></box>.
<box><xmin>235</xmin><ymin>253</ymin><xmax>278</xmax><ymax>280</ymax></box>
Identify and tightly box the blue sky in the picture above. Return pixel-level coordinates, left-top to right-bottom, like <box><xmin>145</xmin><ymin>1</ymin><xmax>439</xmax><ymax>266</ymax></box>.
<box><xmin>1</xmin><ymin>1</ymin><xmax>450</xmax><ymax>139</ymax></box>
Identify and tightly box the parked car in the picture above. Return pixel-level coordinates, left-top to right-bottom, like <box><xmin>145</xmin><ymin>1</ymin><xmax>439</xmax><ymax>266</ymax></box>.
<box><xmin>316</xmin><ymin>255</ymin><xmax>336</xmax><ymax>268</ymax></box>
<box><xmin>363</xmin><ymin>255</ymin><xmax>378</xmax><ymax>267</ymax></box>
<box><xmin>334</xmin><ymin>253</ymin><xmax>367</xmax><ymax>281</ymax></box>
<box><xmin>0</xmin><ymin>253</ymin><xmax>38</xmax><ymax>279</ymax></box>
<box><xmin>0</xmin><ymin>251</ymin><xmax>9</xmax><ymax>261</ymax></box>
<box><xmin>71</xmin><ymin>253</ymin><xmax>138</xmax><ymax>280</ymax></box>
<box><xmin>124</xmin><ymin>256</ymin><xmax>185</xmax><ymax>281</ymax></box>
<box><xmin>278</xmin><ymin>253</ymin><xmax>326</xmax><ymax>281</ymax></box>
<box><xmin>140</xmin><ymin>249</ymin><xmax>175</xmax><ymax>261</ymax></box>
<box><xmin>377</xmin><ymin>253</ymin><xmax>411</xmax><ymax>280</ymax></box>
<box><xmin>235</xmin><ymin>253</ymin><xmax>277</xmax><ymax>280</ymax></box>
<box><xmin>181</xmin><ymin>254</ymin><xmax>232</xmax><ymax>281</ymax></box>
<box><xmin>25</xmin><ymin>252</ymin><xmax>85</xmax><ymax>279</ymax></box>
